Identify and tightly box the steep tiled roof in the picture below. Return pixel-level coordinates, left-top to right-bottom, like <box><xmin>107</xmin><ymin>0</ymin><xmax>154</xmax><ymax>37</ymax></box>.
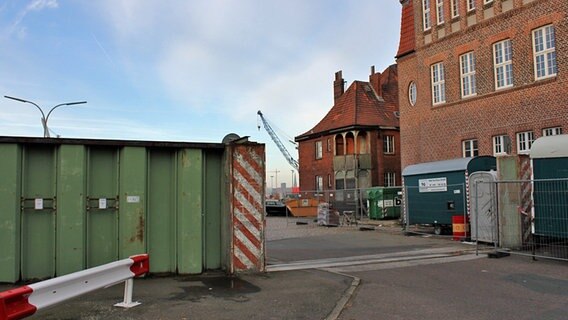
<box><xmin>396</xmin><ymin>0</ymin><xmax>415</xmax><ymax>58</ymax></box>
<box><xmin>296</xmin><ymin>73</ymin><xmax>399</xmax><ymax>141</ymax></box>
<box><xmin>379</xmin><ymin>64</ymin><xmax>399</xmax><ymax>107</ymax></box>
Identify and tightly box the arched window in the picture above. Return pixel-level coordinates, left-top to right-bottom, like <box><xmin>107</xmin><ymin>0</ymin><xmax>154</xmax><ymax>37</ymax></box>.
<box><xmin>335</xmin><ymin>134</ymin><xmax>344</xmax><ymax>156</ymax></box>
<box><xmin>357</xmin><ymin>132</ymin><xmax>368</xmax><ymax>154</ymax></box>
<box><xmin>345</xmin><ymin>132</ymin><xmax>355</xmax><ymax>155</ymax></box>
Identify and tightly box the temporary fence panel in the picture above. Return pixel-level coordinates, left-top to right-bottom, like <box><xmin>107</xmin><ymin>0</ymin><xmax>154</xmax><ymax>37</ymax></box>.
<box><xmin>474</xmin><ymin>148</ymin><xmax>568</xmax><ymax>261</ymax></box>
<box><xmin>532</xmin><ymin>179</ymin><xmax>568</xmax><ymax>239</ymax></box>
<box><xmin>486</xmin><ymin>179</ymin><xmax>568</xmax><ymax>261</ymax></box>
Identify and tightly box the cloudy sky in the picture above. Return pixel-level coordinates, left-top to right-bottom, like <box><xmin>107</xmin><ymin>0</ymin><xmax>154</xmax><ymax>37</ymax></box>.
<box><xmin>0</xmin><ymin>0</ymin><xmax>402</xmax><ymax>187</ymax></box>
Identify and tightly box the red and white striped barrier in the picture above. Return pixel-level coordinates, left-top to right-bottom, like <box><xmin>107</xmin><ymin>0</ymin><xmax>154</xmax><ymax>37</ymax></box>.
<box><xmin>0</xmin><ymin>254</ymin><xmax>149</xmax><ymax>320</ymax></box>
<box><xmin>230</xmin><ymin>144</ymin><xmax>266</xmax><ymax>273</ymax></box>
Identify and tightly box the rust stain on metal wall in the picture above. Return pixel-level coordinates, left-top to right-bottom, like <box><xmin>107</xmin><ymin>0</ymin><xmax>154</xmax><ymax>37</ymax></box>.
<box><xmin>130</xmin><ymin>211</ymin><xmax>145</xmax><ymax>243</ymax></box>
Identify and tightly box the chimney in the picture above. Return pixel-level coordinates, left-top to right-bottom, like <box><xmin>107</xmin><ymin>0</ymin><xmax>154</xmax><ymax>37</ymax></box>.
<box><xmin>334</xmin><ymin>70</ymin><xmax>344</xmax><ymax>103</ymax></box>
<box><xmin>369</xmin><ymin>65</ymin><xmax>382</xmax><ymax>98</ymax></box>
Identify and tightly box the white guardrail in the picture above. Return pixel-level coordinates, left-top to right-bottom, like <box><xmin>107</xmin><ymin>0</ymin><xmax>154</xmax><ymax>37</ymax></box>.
<box><xmin>0</xmin><ymin>254</ymin><xmax>149</xmax><ymax>320</ymax></box>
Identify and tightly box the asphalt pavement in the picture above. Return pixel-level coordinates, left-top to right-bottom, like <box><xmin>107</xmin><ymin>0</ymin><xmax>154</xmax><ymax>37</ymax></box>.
<box><xmin>0</xmin><ymin>217</ymin><xmax>566</xmax><ymax>320</ymax></box>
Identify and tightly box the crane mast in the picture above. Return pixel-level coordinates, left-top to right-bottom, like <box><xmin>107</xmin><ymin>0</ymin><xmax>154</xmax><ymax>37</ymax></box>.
<box><xmin>257</xmin><ymin>110</ymin><xmax>299</xmax><ymax>171</ymax></box>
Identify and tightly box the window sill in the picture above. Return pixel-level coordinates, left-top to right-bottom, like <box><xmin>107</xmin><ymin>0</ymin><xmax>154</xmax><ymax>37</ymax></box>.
<box><xmin>535</xmin><ymin>74</ymin><xmax>557</xmax><ymax>82</ymax></box>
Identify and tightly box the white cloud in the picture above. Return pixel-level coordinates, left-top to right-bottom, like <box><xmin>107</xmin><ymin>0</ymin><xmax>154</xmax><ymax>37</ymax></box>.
<box><xmin>95</xmin><ymin>0</ymin><xmax>400</xmax><ymax>138</ymax></box>
<box><xmin>27</xmin><ymin>0</ymin><xmax>58</xmax><ymax>11</ymax></box>
<box><xmin>6</xmin><ymin>0</ymin><xmax>59</xmax><ymax>39</ymax></box>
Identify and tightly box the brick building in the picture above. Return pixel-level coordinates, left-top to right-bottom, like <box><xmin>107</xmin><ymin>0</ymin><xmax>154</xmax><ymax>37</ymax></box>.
<box><xmin>396</xmin><ymin>0</ymin><xmax>567</xmax><ymax>169</ymax></box>
<box><xmin>295</xmin><ymin>66</ymin><xmax>401</xmax><ymax>192</ymax></box>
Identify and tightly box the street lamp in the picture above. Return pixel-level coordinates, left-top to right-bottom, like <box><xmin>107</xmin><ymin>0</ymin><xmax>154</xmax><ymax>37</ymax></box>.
<box><xmin>4</xmin><ymin>95</ymin><xmax>87</xmax><ymax>138</ymax></box>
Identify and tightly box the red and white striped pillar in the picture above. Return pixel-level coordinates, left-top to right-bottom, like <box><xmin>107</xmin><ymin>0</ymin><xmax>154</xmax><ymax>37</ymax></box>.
<box><xmin>229</xmin><ymin>143</ymin><xmax>266</xmax><ymax>273</ymax></box>
<box><xmin>519</xmin><ymin>155</ymin><xmax>533</xmax><ymax>240</ymax></box>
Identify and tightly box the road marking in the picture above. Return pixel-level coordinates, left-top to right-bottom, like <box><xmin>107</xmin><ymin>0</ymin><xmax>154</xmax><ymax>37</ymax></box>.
<box><xmin>322</xmin><ymin>253</ymin><xmax>484</xmax><ymax>273</ymax></box>
<box><xmin>267</xmin><ymin>247</ymin><xmax>481</xmax><ymax>272</ymax></box>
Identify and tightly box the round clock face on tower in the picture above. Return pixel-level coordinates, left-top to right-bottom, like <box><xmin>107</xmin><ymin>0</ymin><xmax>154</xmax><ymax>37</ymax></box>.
<box><xmin>408</xmin><ymin>81</ymin><xmax>417</xmax><ymax>106</ymax></box>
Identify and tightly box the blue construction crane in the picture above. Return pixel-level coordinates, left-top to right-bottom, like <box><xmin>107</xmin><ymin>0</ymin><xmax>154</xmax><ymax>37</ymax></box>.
<box><xmin>257</xmin><ymin>110</ymin><xmax>299</xmax><ymax>172</ymax></box>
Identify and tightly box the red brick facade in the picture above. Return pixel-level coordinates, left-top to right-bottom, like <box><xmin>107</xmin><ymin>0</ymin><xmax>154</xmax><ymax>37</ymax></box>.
<box><xmin>296</xmin><ymin>66</ymin><xmax>401</xmax><ymax>191</ymax></box>
<box><xmin>396</xmin><ymin>0</ymin><xmax>567</xmax><ymax>169</ymax></box>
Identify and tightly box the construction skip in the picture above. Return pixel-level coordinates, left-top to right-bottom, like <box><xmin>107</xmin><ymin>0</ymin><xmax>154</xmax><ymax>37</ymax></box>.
<box><xmin>0</xmin><ymin>135</ymin><xmax>266</xmax><ymax>283</ymax></box>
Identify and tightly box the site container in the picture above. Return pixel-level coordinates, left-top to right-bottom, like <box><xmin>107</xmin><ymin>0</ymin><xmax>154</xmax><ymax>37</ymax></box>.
<box><xmin>402</xmin><ymin>156</ymin><xmax>496</xmax><ymax>233</ymax></box>
<box><xmin>0</xmin><ymin>136</ymin><xmax>226</xmax><ymax>282</ymax></box>
<box><xmin>530</xmin><ymin>134</ymin><xmax>568</xmax><ymax>239</ymax></box>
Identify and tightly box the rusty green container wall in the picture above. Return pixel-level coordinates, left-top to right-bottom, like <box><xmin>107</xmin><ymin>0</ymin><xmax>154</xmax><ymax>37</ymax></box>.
<box><xmin>0</xmin><ymin>144</ymin><xmax>21</xmax><ymax>283</ymax></box>
<box><xmin>56</xmin><ymin>145</ymin><xmax>86</xmax><ymax>275</ymax></box>
<box><xmin>0</xmin><ymin>137</ymin><xmax>229</xmax><ymax>282</ymax></box>
<box><xmin>147</xmin><ymin>149</ymin><xmax>177</xmax><ymax>273</ymax></box>
<box><xmin>177</xmin><ymin>149</ymin><xmax>203</xmax><ymax>274</ymax></box>
<box><xmin>21</xmin><ymin>145</ymin><xmax>57</xmax><ymax>280</ymax></box>
<box><xmin>119</xmin><ymin>147</ymin><xmax>147</xmax><ymax>258</ymax></box>
<box><xmin>87</xmin><ymin>147</ymin><xmax>119</xmax><ymax>268</ymax></box>
<box><xmin>203</xmin><ymin>150</ymin><xmax>223</xmax><ymax>270</ymax></box>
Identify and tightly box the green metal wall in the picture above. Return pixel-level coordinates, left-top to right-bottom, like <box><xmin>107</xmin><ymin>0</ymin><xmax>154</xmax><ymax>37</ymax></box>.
<box><xmin>0</xmin><ymin>140</ymin><xmax>224</xmax><ymax>283</ymax></box>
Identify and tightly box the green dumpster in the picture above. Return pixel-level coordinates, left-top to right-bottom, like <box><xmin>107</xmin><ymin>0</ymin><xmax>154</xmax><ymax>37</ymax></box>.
<box><xmin>367</xmin><ymin>189</ymin><xmax>379</xmax><ymax>219</ymax></box>
<box><xmin>367</xmin><ymin>187</ymin><xmax>402</xmax><ymax>220</ymax></box>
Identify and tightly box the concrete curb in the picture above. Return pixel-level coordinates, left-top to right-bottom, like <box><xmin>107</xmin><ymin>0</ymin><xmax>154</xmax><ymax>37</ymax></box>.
<box><xmin>324</xmin><ymin>271</ymin><xmax>361</xmax><ymax>320</ymax></box>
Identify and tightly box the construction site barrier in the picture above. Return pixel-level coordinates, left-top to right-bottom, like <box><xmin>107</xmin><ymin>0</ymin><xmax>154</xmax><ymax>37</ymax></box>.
<box><xmin>0</xmin><ymin>254</ymin><xmax>149</xmax><ymax>320</ymax></box>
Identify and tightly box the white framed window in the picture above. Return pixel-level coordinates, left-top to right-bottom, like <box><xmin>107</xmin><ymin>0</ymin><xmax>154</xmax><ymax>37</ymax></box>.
<box><xmin>494</xmin><ymin>39</ymin><xmax>513</xmax><ymax>89</ymax></box>
<box><xmin>383</xmin><ymin>135</ymin><xmax>395</xmax><ymax>154</ymax></box>
<box><xmin>326</xmin><ymin>138</ymin><xmax>331</xmax><ymax>152</ymax></box>
<box><xmin>436</xmin><ymin>0</ymin><xmax>444</xmax><ymax>25</ymax></box>
<box><xmin>315</xmin><ymin>175</ymin><xmax>323</xmax><ymax>192</ymax></box>
<box><xmin>423</xmin><ymin>0</ymin><xmax>431</xmax><ymax>31</ymax></box>
<box><xmin>408</xmin><ymin>82</ymin><xmax>417</xmax><ymax>106</ymax></box>
<box><xmin>460</xmin><ymin>52</ymin><xmax>477</xmax><ymax>98</ymax></box>
<box><xmin>467</xmin><ymin>0</ymin><xmax>476</xmax><ymax>11</ymax></box>
<box><xmin>517</xmin><ymin>131</ymin><xmax>534</xmax><ymax>154</ymax></box>
<box><xmin>493</xmin><ymin>135</ymin><xmax>509</xmax><ymax>156</ymax></box>
<box><xmin>431</xmin><ymin>62</ymin><xmax>446</xmax><ymax>105</ymax></box>
<box><xmin>384</xmin><ymin>172</ymin><xmax>396</xmax><ymax>187</ymax></box>
<box><xmin>315</xmin><ymin>141</ymin><xmax>323</xmax><ymax>159</ymax></box>
<box><xmin>451</xmin><ymin>0</ymin><xmax>459</xmax><ymax>18</ymax></box>
<box><xmin>533</xmin><ymin>25</ymin><xmax>557</xmax><ymax>80</ymax></box>
<box><xmin>484</xmin><ymin>0</ymin><xmax>494</xmax><ymax>4</ymax></box>
<box><xmin>463</xmin><ymin>139</ymin><xmax>478</xmax><ymax>158</ymax></box>
<box><xmin>543</xmin><ymin>127</ymin><xmax>562</xmax><ymax>136</ymax></box>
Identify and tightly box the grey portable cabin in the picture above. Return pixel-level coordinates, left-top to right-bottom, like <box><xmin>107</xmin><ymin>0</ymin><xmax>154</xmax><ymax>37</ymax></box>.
<box><xmin>402</xmin><ymin>156</ymin><xmax>497</xmax><ymax>231</ymax></box>
<box><xmin>530</xmin><ymin>134</ymin><xmax>568</xmax><ymax>238</ymax></box>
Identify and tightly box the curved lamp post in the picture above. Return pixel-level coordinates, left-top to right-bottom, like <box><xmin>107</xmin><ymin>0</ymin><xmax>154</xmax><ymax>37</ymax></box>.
<box><xmin>4</xmin><ymin>95</ymin><xmax>87</xmax><ymax>138</ymax></box>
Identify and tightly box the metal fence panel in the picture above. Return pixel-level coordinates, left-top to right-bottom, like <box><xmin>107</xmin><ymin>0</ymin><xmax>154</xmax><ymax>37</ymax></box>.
<box><xmin>476</xmin><ymin>179</ymin><xmax>568</xmax><ymax>261</ymax></box>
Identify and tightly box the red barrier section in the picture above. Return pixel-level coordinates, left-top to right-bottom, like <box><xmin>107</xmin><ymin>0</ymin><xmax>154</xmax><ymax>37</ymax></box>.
<box><xmin>0</xmin><ymin>286</ymin><xmax>36</xmax><ymax>320</ymax></box>
<box><xmin>452</xmin><ymin>215</ymin><xmax>467</xmax><ymax>241</ymax></box>
<box><xmin>129</xmin><ymin>254</ymin><xmax>150</xmax><ymax>277</ymax></box>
